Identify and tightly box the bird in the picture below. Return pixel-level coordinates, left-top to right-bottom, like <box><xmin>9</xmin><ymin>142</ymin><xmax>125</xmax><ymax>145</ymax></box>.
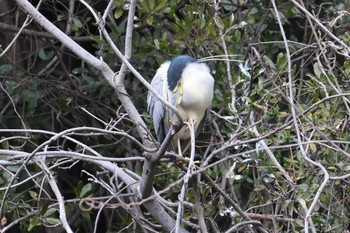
<box><xmin>147</xmin><ymin>55</ymin><xmax>215</xmax><ymax>152</ymax></box>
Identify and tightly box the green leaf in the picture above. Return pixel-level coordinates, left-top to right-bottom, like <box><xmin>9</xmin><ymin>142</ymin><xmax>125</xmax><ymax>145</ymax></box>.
<box><xmin>342</xmin><ymin>165</ymin><xmax>350</xmax><ymax>171</ymax></box>
<box><xmin>284</xmin><ymin>157</ymin><xmax>299</xmax><ymax>164</ymax></box>
<box><xmin>250</xmin><ymin>7</ymin><xmax>259</xmax><ymax>15</ymax></box>
<box><xmin>72</xmin><ymin>67</ymin><xmax>89</xmax><ymax>75</ymax></box>
<box><xmin>276</xmin><ymin>52</ymin><xmax>287</xmax><ymax>70</ymax></box>
<box><xmin>80</xmin><ymin>75</ymin><xmax>95</xmax><ymax>92</ymax></box>
<box><xmin>146</xmin><ymin>16</ymin><xmax>154</xmax><ymax>25</ymax></box>
<box><xmin>114</xmin><ymin>8</ymin><xmax>124</xmax><ymax>19</ymax></box>
<box><xmin>43</xmin><ymin>208</ymin><xmax>57</xmax><ymax>218</ymax></box>
<box><xmin>1</xmin><ymin>137</ymin><xmax>9</xmax><ymax>150</ymax></box>
<box><xmin>258</xmin><ymin>77</ymin><xmax>265</xmax><ymax>90</ymax></box>
<box><xmin>74</xmin><ymin>181</ymin><xmax>84</xmax><ymax>197</ymax></box>
<box><xmin>154</xmin><ymin>0</ymin><xmax>167</xmax><ymax>12</ymax></box>
<box><xmin>28</xmin><ymin>217</ymin><xmax>41</xmax><ymax>232</ymax></box>
<box><xmin>262</xmin><ymin>55</ymin><xmax>276</xmax><ymax>70</ymax></box>
<box><xmin>140</xmin><ymin>0</ymin><xmax>150</xmax><ymax>12</ymax></box>
<box><xmin>313</xmin><ymin>62</ymin><xmax>322</xmax><ymax>78</ymax></box>
<box><xmin>309</xmin><ymin>143</ymin><xmax>317</xmax><ymax>153</ymax></box>
<box><xmin>297</xmin><ymin>198</ymin><xmax>307</xmax><ymax>210</ymax></box>
<box><xmin>4</xmin><ymin>81</ymin><xmax>16</xmax><ymax>96</ymax></box>
<box><xmin>29</xmin><ymin>191</ymin><xmax>38</xmax><ymax>199</ymax></box>
<box><xmin>0</xmin><ymin>64</ymin><xmax>12</xmax><ymax>75</ymax></box>
<box><xmin>200</xmin><ymin>15</ymin><xmax>205</xmax><ymax>29</ymax></box>
<box><xmin>23</xmin><ymin>89</ymin><xmax>39</xmax><ymax>113</ymax></box>
<box><xmin>148</xmin><ymin>0</ymin><xmax>155</xmax><ymax>11</ymax></box>
<box><xmin>222</xmin><ymin>0</ymin><xmax>236</xmax><ymax>11</ymax></box>
<box><xmin>72</xmin><ymin>17</ymin><xmax>83</xmax><ymax>28</ymax></box>
<box><xmin>38</xmin><ymin>49</ymin><xmax>54</xmax><ymax>61</ymax></box>
<box><xmin>43</xmin><ymin>217</ymin><xmax>61</xmax><ymax>225</ymax></box>
<box><xmin>80</xmin><ymin>183</ymin><xmax>93</xmax><ymax>198</ymax></box>
<box><xmin>40</xmin><ymin>201</ymin><xmax>50</xmax><ymax>216</ymax></box>
<box><xmin>277</xmin><ymin>111</ymin><xmax>288</xmax><ymax>117</ymax></box>
<box><xmin>57</xmin><ymin>14</ymin><xmax>65</xmax><ymax>21</ymax></box>
<box><xmin>234</xmin><ymin>29</ymin><xmax>241</xmax><ymax>42</ymax></box>
<box><xmin>38</xmin><ymin>49</ymin><xmax>46</xmax><ymax>60</ymax></box>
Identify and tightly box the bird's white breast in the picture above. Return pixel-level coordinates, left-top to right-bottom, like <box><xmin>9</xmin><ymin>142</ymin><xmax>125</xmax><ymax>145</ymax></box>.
<box><xmin>173</xmin><ymin>62</ymin><xmax>214</xmax><ymax>139</ymax></box>
<box><xmin>180</xmin><ymin>63</ymin><xmax>214</xmax><ymax>113</ymax></box>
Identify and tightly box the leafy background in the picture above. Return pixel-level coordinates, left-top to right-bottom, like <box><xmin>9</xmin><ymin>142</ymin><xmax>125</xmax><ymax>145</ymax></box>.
<box><xmin>1</xmin><ymin>0</ymin><xmax>350</xmax><ymax>232</ymax></box>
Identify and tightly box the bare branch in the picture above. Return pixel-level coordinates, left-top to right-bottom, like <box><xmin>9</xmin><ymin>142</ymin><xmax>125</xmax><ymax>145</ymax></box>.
<box><xmin>38</xmin><ymin>159</ymin><xmax>73</xmax><ymax>233</ymax></box>
<box><xmin>175</xmin><ymin>122</ymin><xmax>196</xmax><ymax>232</ymax></box>
<box><xmin>290</xmin><ymin>0</ymin><xmax>350</xmax><ymax>56</ymax></box>
<box><xmin>249</xmin><ymin>112</ymin><xmax>295</xmax><ymax>186</ymax></box>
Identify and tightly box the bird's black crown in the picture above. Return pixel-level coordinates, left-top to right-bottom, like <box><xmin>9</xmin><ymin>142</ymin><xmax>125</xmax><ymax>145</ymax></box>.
<box><xmin>167</xmin><ymin>55</ymin><xmax>198</xmax><ymax>91</ymax></box>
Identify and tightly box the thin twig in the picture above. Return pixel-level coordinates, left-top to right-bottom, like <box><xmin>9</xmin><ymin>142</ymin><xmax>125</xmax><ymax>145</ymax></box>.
<box><xmin>193</xmin><ymin>174</ymin><xmax>208</xmax><ymax>233</ymax></box>
<box><xmin>249</xmin><ymin>112</ymin><xmax>295</xmax><ymax>186</ymax></box>
<box><xmin>290</xmin><ymin>0</ymin><xmax>350</xmax><ymax>56</ymax></box>
<box><xmin>175</xmin><ymin>122</ymin><xmax>196</xmax><ymax>233</ymax></box>
<box><xmin>0</xmin><ymin>22</ymin><xmax>92</xmax><ymax>41</ymax></box>
<box><xmin>271</xmin><ymin>2</ymin><xmax>329</xmax><ymax>232</ymax></box>
<box><xmin>225</xmin><ymin>220</ymin><xmax>263</xmax><ymax>233</ymax></box>
<box><xmin>38</xmin><ymin>158</ymin><xmax>73</xmax><ymax>233</ymax></box>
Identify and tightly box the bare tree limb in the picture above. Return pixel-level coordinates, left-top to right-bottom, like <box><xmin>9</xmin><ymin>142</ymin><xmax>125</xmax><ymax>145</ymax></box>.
<box><xmin>38</xmin><ymin>159</ymin><xmax>73</xmax><ymax>233</ymax></box>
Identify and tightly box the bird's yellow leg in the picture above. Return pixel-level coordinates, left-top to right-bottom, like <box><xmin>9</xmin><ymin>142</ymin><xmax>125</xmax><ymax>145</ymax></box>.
<box><xmin>181</xmin><ymin>119</ymin><xmax>201</xmax><ymax>165</ymax></box>
<box><xmin>177</xmin><ymin>137</ymin><xmax>182</xmax><ymax>157</ymax></box>
<box><xmin>186</xmin><ymin>118</ymin><xmax>196</xmax><ymax>125</ymax></box>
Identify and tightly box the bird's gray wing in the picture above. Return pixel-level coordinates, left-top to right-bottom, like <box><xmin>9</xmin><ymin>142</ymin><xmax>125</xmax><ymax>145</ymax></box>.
<box><xmin>147</xmin><ymin>61</ymin><xmax>171</xmax><ymax>143</ymax></box>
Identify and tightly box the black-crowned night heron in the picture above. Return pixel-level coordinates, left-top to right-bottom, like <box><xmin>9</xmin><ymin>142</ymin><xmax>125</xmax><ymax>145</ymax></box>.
<box><xmin>147</xmin><ymin>55</ymin><xmax>215</xmax><ymax>151</ymax></box>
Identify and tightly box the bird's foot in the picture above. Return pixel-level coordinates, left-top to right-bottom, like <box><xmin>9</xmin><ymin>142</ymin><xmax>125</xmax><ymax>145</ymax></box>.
<box><xmin>184</xmin><ymin>118</ymin><xmax>196</xmax><ymax>125</ymax></box>
<box><xmin>177</xmin><ymin>156</ymin><xmax>200</xmax><ymax>166</ymax></box>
